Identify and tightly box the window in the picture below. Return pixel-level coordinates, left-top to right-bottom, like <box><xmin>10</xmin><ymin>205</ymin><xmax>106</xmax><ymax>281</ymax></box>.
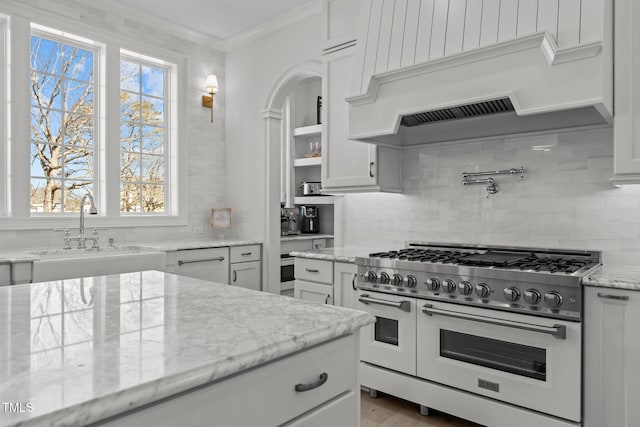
<box><xmin>29</xmin><ymin>33</ymin><xmax>97</xmax><ymax>213</ymax></box>
<box><xmin>119</xmin><ymin>57</ymin><xmax>167</xmax><ymax>214</ymax></box>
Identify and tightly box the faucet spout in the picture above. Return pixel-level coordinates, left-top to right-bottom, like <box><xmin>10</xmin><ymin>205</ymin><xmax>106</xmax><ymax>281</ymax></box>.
<box><xmin>79</xmin><ymin>193</ymin><xmax>97</xmax><ymax>237</ymax></box>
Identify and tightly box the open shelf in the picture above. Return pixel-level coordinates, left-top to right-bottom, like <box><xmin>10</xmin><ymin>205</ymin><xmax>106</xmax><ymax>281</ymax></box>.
<box><xmin>294</xmin><ymin>196</ymin><xmax>334</xmax><ymax>205</ymax></box>
<box><xmin>293</xmin><ymin>124</ymin><xmax>322</xmax><ymax>137</ymax></box>
<box><xmin>293</xmin><ymin>157</ymin><xmax>322</xmax><ymax>167</ymax></box>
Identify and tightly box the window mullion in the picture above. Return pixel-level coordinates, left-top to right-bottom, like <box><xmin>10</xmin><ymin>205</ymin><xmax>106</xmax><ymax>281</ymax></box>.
<box><xmin>103</xmin><ymin>44</ymin><xmax>120</xmax><ymax>217</ymax></box>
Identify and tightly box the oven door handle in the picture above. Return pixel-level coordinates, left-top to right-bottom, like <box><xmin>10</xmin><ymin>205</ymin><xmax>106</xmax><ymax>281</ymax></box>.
<box><xmin>359</xmin><ymin>294</ymin><xmax>411</xmax><ymax>312</ymax></box>
<box><xmin>421</xmin><ymin>305</ymin><xmax>567</xmax><ymax>339</ymax></box>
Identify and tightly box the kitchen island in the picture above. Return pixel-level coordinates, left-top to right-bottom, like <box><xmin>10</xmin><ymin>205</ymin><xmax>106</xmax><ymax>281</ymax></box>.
<box><xmin>0</xmin><ymin>270</ymin><xmax>374</xmax><ymax>427</ymax></box>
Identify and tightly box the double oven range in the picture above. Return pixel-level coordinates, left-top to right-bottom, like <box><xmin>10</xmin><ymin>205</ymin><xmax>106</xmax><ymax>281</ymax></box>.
<box><xmin>355</xmin><ymin>243</ymin><xmax>600</xmax><ymax>427</ymax></box>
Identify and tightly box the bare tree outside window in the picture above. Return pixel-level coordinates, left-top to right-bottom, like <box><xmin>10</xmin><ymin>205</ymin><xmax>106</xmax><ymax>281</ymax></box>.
<box><xmin>120</xmin><ymin>60</ymin><xmax>166</xmax><ymax>213</ymax></box>
<box><xmin>30</xmin><ymin>35</ymin><xmax>95</xmax><ymax>213</ymax></box>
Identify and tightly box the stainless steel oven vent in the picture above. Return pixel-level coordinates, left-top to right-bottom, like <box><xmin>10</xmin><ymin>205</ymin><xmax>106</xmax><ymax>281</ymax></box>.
<box><xmin>401</xmin><ymin>98</ymin><xmax>515</xmax><ymax>127</ymax></box>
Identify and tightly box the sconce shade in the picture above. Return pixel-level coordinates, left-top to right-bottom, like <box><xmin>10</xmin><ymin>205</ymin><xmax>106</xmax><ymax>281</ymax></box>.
<box><xmin>205</xmin><ymin>74</ymin><xmax>218</xmax><ymax>94</ymax></box>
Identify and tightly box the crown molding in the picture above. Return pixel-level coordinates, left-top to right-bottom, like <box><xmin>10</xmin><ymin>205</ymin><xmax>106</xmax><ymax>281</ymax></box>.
<box><xmin>2</xmin><ymin>0</ymin><xmax>225</xmax><ymax>52</ymax></box>
<box><xmin>224</xmin><ymin>0</ymin><xmax>321</xmax><ymax>52</ymax></box>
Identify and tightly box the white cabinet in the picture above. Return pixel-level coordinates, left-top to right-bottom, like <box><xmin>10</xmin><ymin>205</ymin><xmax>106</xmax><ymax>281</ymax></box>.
<box><xmin>103</xmin><ymin>334</ymin><xmax>359</xmax><ymax>427</ymax></box>
<box><xmin>229</xmin><ymin>245</ymin><xmax>262</xmax><ymax>291</ymax></box>
<box><xmin>0</xmin><ymin>263</ymin><xmax>10</xmax><ymax>286</ymax></box>
<box><xmin>322</xmin><ymin>0</ymin><xmax>359</xmax><ymax>51</ymax></box>
<box><xmin>612</xmin><ymin>0</ymin><xmax>640</xmax><ymax>184</ymax></box>
<box><xmin>584</xmin><ymin>287</ymin><xmax>640</xmax><ymax>427</ymax></box>
<box><xmin>230</xmin><ymin>261</ymin><xmax>261</xmax><ymax>291</ymax></box>
<box><xmin>167</xmin><ymin>248</ymin><xmax>229</xmax><ymax>284</ymax></box>
<box><xmin>294</xmin><ymin>258</ymin><xmax>334</xmax><ymax>304</ymax></box>
<box><xmin>333</xmin><ymin>262</ymin><xmax>357</xmax><ymax>309</ymax></box>
<box><xmin>321</xmin><ymin>46</ymin><xmax>401</xmax><ymax>194</ymax></box>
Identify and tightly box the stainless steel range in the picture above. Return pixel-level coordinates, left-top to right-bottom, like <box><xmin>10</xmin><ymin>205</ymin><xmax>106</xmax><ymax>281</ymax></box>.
<box><xmin>355</xmin><ymin>242</ymin><xmax>601</xmax><ymax>427</ymax></box>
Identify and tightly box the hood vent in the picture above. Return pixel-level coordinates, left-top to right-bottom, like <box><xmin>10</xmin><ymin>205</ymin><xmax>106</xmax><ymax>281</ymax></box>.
<box><xmin>401</xmin><ymin>98</ymin><xmax>515</xmax><ymax>127</ymax></box>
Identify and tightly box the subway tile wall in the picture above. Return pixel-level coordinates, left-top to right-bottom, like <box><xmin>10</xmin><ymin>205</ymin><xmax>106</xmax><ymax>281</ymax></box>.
<box><xmin>341</xmin><ymin>127</ymin><xmax>640</xmax><ymax>266</ymax></box>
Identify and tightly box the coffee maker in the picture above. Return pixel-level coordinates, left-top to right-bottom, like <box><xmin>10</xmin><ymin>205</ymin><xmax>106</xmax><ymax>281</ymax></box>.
<box><xmin>300</xmin><ymin>205</ymin><xmax>319</xmax><ymax>234</ymax></box>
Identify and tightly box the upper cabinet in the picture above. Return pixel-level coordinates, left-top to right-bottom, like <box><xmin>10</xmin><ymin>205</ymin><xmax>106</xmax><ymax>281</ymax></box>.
<box><xmin>320</xmin><ymin>0</ymin><xmax>402</xmax><ymax>194</ymax></box>
<box><xmin>346</xmin><ymin>0</ymin><xmax>613</xmax><ymax>147</ymax></box>
<box><xmin>612</xmin><ymin>0</ymin><xmax>640</xmax><ymax>184</ymax></box>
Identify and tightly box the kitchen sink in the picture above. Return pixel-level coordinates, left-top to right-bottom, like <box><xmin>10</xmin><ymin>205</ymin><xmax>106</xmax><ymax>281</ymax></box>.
<box><xmin>30</xmin><ymin>246</ymin><xmax>167</xmax><ymax>282</ymax></box>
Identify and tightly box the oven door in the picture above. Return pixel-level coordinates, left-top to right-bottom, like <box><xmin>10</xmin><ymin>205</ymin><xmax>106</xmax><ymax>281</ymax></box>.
<box><xmin>357</xmin><ymin>290</ymin><xmax>416</xmax><ymax>375</ymax></box>
<box><xmin>417</xmin><ymin>300</ymin><xmax>581</xmax><ymax>422</ymax></box>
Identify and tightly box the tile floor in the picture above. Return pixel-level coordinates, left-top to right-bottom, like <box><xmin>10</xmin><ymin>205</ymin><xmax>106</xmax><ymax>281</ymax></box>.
<box><xmin>361</xmin><ymin>391</ymin><xmax>483</xmax><ymax>427</ymax></box>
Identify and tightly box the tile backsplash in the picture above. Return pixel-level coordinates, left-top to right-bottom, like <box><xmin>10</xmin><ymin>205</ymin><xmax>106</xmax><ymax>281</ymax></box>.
<box><xmin>341</xmin><ymin>127</ymin><xmax>640</xmax><ymax>266</ymax></box>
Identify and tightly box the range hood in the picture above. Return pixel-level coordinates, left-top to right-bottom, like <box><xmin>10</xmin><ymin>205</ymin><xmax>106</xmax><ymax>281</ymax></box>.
<box><xmin>346</xmin><ymin>0</ymin><xmax>612</xmax><ymax>147</ymax></box>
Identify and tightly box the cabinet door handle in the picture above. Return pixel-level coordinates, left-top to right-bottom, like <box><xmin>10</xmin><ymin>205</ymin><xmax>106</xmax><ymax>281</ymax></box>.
<box><xmin>352</xmin><ymin>273</ymin><xmax>357</xmax><ymax>291</ymax></box>
<box><xmin>369</xmin><ymin>162</ymin><xmax>375</xmax><ymax>178</ymax></box>
<box><xmin>178</xmin><ymin>257</ymin><xmax>225</xmax><ymax>266</ymax></box>
<box><xmin>325</xmin><ymin>294</ymin><xmax>330</xmax><ymax>304</ymax></box>
<box><xmin>597</xmin><ymin>292</ymin><xmax>629</xmax><ymax>301</ymax></box>
<box><xmin>241</xmin><ymin>252</ymin><xmax>252</xmax><ymax>256</ymax></box>
<box><xmin>232</xmin><ymin>271</ymin><xmax>237</xmax><ymax>282</ymax></box>
<box><xmin>305</xmin><ymin>268</ymin><xmax>319</xmax><ymax>273</ymax></box>
<box><xmin>294</xmin><ymin>372</ymin><xmax>328</xmax><ymax>392</ymax></box>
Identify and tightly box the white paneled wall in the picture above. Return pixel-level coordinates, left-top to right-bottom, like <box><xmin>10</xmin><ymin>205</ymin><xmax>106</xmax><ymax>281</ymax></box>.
<box><xmin>341</xmin><ymin>127</ymin><xmax>640</xmax><ymax>266</ymax></box>
<box><xmin>353</xmin><ymin>0</ymin><xmax>605</xmax><ymax>95</ymax></box>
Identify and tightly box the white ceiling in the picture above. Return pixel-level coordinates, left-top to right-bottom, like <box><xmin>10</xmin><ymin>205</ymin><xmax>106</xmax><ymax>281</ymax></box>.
<box><xmin>116</xmin><ymin>0</ymin><xmax>313</xmax><ymax>40</ymax></box>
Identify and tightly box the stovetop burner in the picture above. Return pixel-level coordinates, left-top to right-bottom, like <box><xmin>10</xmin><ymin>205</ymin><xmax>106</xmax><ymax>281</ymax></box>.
<box><xmin>368</xmin><ymin>247</ymin><xmax>594</xmax><ymax>274</ymax></box>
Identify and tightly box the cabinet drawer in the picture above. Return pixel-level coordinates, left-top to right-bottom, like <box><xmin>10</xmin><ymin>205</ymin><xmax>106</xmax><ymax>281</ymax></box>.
<box><xmin>230</xmin><ymin>245</ymin><xmax>261</xmax><ymax>263</ymax></box>
<box><xmin>103</xmin><ymin>334</ymin><xmax>357</xmax><ymax>427</ymax></box>
<box><xmin>0</xmin><ymin>263</ymin><xmax>10</xmax><ymax>286</ymax></box>
<box><xmin>295</xmin><ymin>258</ymin><xmax>333</xmax><ymax>284</ymax></box>
<box><xmin>174</xmin><ymin>247</ymin><xmax>228</xmax><ymax>264</ymax></box>
<box><xmin>311</xmin><ymin>239</ymin><xmax>327</xmax><ymax>250</ymax></box>
<box><xmin>281</xmin><ymin>240</ymin><xmax>313</xmax><ymax>254</ymax></box>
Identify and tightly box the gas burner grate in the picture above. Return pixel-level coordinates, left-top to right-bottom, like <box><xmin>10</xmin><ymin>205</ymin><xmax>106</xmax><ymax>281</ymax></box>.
<box><xmin>511</xmin><ymin>256</ymin><xmax>589</xmax><ymax>274</ymax></box>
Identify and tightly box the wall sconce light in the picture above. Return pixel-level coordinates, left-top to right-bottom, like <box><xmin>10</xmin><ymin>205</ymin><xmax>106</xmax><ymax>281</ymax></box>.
<box><xmin>202</xmin><ymin>74</ymin><xmax>218</xmax><ymax>123</ymax></box>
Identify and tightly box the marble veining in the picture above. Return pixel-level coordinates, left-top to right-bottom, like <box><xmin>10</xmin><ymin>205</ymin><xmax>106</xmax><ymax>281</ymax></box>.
<box><xmin>290</xmin><ymin>246</ymin><xmax>386</xmax><ymax>263</ymax></box>
<box><xmin>280</xmin><ymin>234</ymin><xmax>334</xmax><ymax>242</ymax></box>
<box><xmin>582</xmin><ymin>265</ymin><xmax>640</xmax><ymax>291</ymax></box>
<box><xmin>0</xmin><ymin>271</ymin><xmax>373</xmax><ymax>427</ymax></box>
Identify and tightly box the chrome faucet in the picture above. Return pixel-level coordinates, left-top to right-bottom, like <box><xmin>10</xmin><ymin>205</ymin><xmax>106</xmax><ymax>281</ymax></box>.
<box><xmin>72</xmin><ymin>193</ymin><xmax>98</xmax><ymax>249</ymax></box>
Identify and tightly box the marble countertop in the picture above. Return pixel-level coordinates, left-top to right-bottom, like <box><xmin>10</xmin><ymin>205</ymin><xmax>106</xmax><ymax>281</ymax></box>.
<box><xmin>582</xmin><ymin>265</ymin><xmax>640</xmax><ymax>291</ymax></box>
<box><xmin>0</xmin><ymin>239</ymin><xmax>263</xmax><ymax>263</ymax></box>
<box><xmin>0</xmin><ymin>271</ymin><xmax>374</xmax><ymax>427</ymax></box>
<box><xmin>290</xmin><ymin>246</ymin><xmax>385</xmax><ymax>263</ymax></box>
<box><xmin>280</xmin><ymin>234</ymin><xmax>333</xmax><ymax>242</ymax></box>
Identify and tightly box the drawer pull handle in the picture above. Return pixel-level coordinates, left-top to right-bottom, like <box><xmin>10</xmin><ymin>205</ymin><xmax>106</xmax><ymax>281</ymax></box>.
<box><xmin>232</xmin><ymin>271</ymin><xmax>237</xmax><ymax>283</ymax></box>
<box><xmin>305</xmin><ymin>268</ymin><xmax>319</xmax><ymax>273</ymax></box>
<box><xmin>241</xmin><ymin>252</ymin><xmax>252</xmax><ymax>256</ymax></box>
<box><xmin>295</xmin><ymin>372</ymin><xmax>328</xmax><ymax>392</ymax></box>
<box><xmin>597</xmin><ymin>292</ymin><xmax>629</xmax><ymax>301</ymax></box>
<box><xmin>178</xmin><ymin>257</ymin><xmax>225</xmax><ymax>266</ymax></box>
<box><xmin>325</xmin><ymin>294</ymin><xmax>330</xmax><ymax>304</ymax></box>
<box><xmin>352</xmin><ymin>273</ymin><xmax>357</xmax><ymax>291</ymax></box>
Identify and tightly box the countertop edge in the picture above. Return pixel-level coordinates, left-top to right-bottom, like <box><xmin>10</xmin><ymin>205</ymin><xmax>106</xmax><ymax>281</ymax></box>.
<box><xmin>289</xmin><ymin>250</ymin><xmax>356</xmax><ymax>263</ymax></box>
<box><xmin>582</xmin><ymin>265</ymin><xmax>640</xmax><ymax>291</ymax></box>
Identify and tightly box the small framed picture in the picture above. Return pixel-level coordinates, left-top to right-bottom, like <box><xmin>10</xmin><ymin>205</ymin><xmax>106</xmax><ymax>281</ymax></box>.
<box><xmin>211</xmin><ymin>208</ymin><xmax>232</xmax><ymax>229</ymax></box>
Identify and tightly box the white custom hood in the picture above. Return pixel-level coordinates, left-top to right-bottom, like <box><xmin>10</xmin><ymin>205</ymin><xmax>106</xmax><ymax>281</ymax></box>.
<box><xmin>346</xmin><ymin>0</ymin><xmax>612</xmax><ymax>146</ymax></box>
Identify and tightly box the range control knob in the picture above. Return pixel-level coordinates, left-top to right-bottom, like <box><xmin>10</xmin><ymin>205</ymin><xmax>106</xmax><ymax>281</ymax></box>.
<box><xmin>475</xmin><ymin>283</ymin><xmax>491</xmax><ymax>299</ymax></box>
<box><xmin>379</xmin><ymin>272</ymin><xmax>390</xmax><ymax>285</ymax></box>
<box><xmin>523</xmin><ymin>289</ymin><xmax>542</xmax><ymax>305</ymax></box>
<box><xmin>365</xmin><ymin>271</ymin><xmax>378</xmax><ymax>283</ymax></box>
<box><xmin>425</xmin><ymin>278</ymin><xmax>440</xmax><ymax>291</ymax></box>
<box><xmin>458</xmin><ymin>281</ymin><xmax>473</xmax><ymax>296</ymax></box>
<box><xmin>406</xmin><ymin>275</ymin><xmax>417</xmax><ymax>288</ymax></box>
<box><xmin>443</xmin><ymin>279</ymin><xmax>457</xmax><ymax>293</ymax></box>
<box><xmin>391</xmin><ymin>274</ymin><xmax>404</xmax><ymax>286</ymax></box>
<box><xmin>544</xmin><ymin>291</ymin><xmax>563</xmax><ymax>309</ymax></box>
<box><xmin>503</xmin><ymin>287</ymin><xmax>521</xmax><ymax>302</ymax></box>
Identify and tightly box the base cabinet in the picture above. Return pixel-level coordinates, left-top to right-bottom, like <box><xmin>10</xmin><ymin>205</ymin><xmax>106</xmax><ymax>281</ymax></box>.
<box><xmin>101</xmin><ymin>334</ymin><xmax>359</xmax><ymax>427</ymax></box>
<box><xmin>584</xmin><ymin>287</ymin><xmax>640</xmax><ymax>427</ymax></box>
<box><xmin>166</xmin><ymin>248</ymin><xmax>229</xmax><ymax>284</ymax></box>
<box><xmin>230</xmin><ymin>260</ymin><xmax>261</xmax><ymax>291</ymax></box>
<box><xmin>294</xmin><ymin>280</ymin><xmax>333</xmax><ymax>304</ymax></box>
<box><xmin>333</xmin><ymin>262</ymin><xmax>357</xmax><ymax>309</ymax></box>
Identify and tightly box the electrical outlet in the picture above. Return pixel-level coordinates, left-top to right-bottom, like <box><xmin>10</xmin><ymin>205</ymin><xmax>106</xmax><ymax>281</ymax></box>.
<box><xmin>192</xmin><ymin>225</ymin><xmax>204</xmax><ymax>234</ymax></box>
<box><xmin>239</xmin><ymin>210</ymin><xmax>249</xmax><ymax>223</ymax></box>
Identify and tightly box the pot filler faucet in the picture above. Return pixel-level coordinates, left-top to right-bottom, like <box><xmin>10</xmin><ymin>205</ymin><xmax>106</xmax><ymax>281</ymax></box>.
<box><xmin>55</xmin><ymin>192</ymin><xmax>100</xmax><ymax>249</ymax></box>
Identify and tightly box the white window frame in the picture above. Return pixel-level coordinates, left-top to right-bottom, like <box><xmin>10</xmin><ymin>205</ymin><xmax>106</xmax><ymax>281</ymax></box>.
<box><xmin>0</xmin><ymin>8</ymin><xmax>187</xmax><ymax>230</ymax></box>
<box><xmin>0</xmin><ymin>16</ymin><xmax>7</xmax><ymax>217</ymax></box>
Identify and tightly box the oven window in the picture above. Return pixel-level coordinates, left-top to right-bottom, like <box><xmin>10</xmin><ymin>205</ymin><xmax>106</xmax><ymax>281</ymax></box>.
<box><xmin>281</xmin><ymin>263</ymin><xmax>295</xmax><ymax>283</ymax></box>
<box><xmin>440</xmin><ymin>330</ymin><xmax>547</xmax><ymax>381</ymax></box>
<box><xmin>375</xmin><ymin>317</ymin><xmax>399</xmax><ymax>346</ymax></box>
